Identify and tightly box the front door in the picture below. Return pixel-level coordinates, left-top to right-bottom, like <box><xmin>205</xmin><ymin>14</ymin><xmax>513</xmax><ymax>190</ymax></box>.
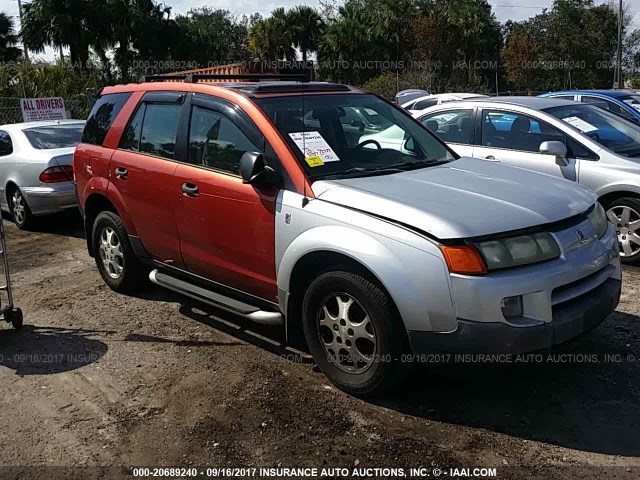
<box><xmin>473</xmin><ymin>109</ymin><xmax>579</xmax><ymax>182</ymax></box>
<box><xmin>175</xmin><ymin>94</ymin><xmax>278</xmax><ymax>301</ymax></box>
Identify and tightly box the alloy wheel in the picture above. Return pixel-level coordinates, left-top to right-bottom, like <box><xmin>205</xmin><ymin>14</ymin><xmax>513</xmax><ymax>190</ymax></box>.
<box><xmin>11</xmin><ymin>190</ymin><xmax>26</xmax><ymax>226</ymax></box>
<box><xmin>607</xmin><ymin>205</ymin><xmax>640</xmax><ymax>258</ymax></box>
<box><xmin>98</xmin><ymin>227</ymin><xmax>125</xmax><ymax>279</ymax></box>
<box><xmin>317</xmin><ymin>293</ymin><xmax>377</xmax><ymax>374</ymax></box>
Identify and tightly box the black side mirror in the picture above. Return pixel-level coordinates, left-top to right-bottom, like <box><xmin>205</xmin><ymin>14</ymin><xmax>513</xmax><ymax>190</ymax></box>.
<box><xmin>239</xmin><ymin>151</ymin><xmax>276</xmax><ymax>185</ymax></box>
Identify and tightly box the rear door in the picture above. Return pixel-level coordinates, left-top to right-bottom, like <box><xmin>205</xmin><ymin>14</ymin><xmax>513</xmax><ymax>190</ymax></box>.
<box><xmin>418</xmin><ymin>108</ymin><xmax>475</xmax><ymax>157</ymax></box>
<box><xmin>473</xmin><ymin>108</ymin><xmax>580</xmax><ymax>181</ymax></box>
<box><xmin>174</xmin><ymin>94</ymin><xmax>278</xmax><ymax>301</ymax></box>
<box><xmin>108</xmin><ymin>91</ymin><xmax>186</xmax><ymax>266</ymax></box>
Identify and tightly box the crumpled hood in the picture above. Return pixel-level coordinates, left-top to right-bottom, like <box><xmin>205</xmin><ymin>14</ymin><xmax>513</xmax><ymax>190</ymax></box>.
<box><xmin>312</xmin><ymin>157</ymin><xmax>596</xmax><ymax>239</ymax></box>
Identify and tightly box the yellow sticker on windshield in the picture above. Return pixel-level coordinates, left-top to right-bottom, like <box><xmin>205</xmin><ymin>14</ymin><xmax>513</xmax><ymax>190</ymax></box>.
<box><xmin>305</xmin><ymin>155</ymin><xmax>325</xmax><ymax>167</ymax></box>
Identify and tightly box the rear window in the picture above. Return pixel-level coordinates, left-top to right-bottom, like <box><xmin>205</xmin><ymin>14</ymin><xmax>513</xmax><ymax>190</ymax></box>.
<box><xmin>24</xmin><ymin>124</ymin><xmax>84</xmax><ymax>149</ymax></box>
<box><xmin>82</xmin><ymin>93</ymin><xmax>132</xmax><ymax>146</ymax></box>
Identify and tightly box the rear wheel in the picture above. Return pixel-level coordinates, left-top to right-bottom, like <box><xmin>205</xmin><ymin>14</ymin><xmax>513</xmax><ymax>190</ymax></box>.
<box><xmin>9</xmin><ymin>187</ymin><xmax>33</xmax><ymax>230</ymax></box>
<box><xmin>302</xmin><ymin>270</ymin><xmax>406</xmax><ymax>396</ymax></box>
<box><xmin>92</xmin><ymin>211</ymin><xmax>146</xmax><ymax>293</ymax></box>
<box><xmin>605</xmin><ymin>197</ymin><xmax>640</xmax><ymax>266</ymax></box>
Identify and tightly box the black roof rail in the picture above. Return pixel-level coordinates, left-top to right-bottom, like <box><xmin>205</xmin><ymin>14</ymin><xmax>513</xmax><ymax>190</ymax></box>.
<box><xmin>142</xmin><ymin>75</ymin><xmax>188</xmax><ymax>82</ymax></box>
<box><xmin>183</xmin><ymin>73</ymin><xmax>309</xmax><ymax>83</ymax></box>
<box><xmin>141</xmin><ymin>73</ymin><xmax>310</xmax><ymax>83</ymax></box>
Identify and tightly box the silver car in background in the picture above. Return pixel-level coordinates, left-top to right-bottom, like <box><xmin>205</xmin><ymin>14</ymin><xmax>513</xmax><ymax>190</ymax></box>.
<box><xmin>414</xmin><ymin>97</ymin><xmax>640</xmax><ymax>264</ymax></box>
<box><xmin>0</xmin><ymin>120</ymin><xmax>85</xmax><ymax>229</ymax></box>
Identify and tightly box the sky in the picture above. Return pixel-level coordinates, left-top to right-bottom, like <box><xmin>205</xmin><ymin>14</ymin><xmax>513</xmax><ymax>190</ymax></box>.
<box><xmin>0</xmin><ymin>0</ymin><xmax>638</xmax><ymax>61</ymax></box>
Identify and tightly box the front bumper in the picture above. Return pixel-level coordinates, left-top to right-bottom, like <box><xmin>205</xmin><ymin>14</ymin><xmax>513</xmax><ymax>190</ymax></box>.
<box><xmin>408</xmin><ymin>277</ymin><xmax>621</xmax><ymax>354</ymax></box>
<box><xmin>408</xmin><ymin>218</ymin><xmax>622</xmax><ymax>354</ymax></box>
<box><xmin>22</xmin><ymin>182</ymin><xmax>77</xmax><ymax>216</ymax></box>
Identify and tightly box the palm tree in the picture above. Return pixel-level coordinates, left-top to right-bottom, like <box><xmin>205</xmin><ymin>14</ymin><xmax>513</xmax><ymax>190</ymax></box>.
<box><xmin>21</xmin><ymin>0</ymin><xmax>108</xmax><ymax>68</ymax></box>
<box><xmin>0</xmin><ymin>12</ymin><xmax>22</xmax><ymax>63</ymax></box>
<box><xmin>248</xmin><ymin>8</ymin><xmax>295</xmax><ymax>61</ymax></box>
<box><xmin>287</xmin><ymin>5</ymin><xmax>324</xmax><ymax>63</ymax></box>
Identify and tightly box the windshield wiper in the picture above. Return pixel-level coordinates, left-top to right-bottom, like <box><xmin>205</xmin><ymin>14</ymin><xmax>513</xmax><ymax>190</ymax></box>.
<box><xmin>320</xmin><ymin>166</ymin><xmax>405</xmax><ymax>180</ymax></box>
<box><xmin>386</xmin><ymin>159</ymin><xmax>450</xmax><ymax>170</ymax></box>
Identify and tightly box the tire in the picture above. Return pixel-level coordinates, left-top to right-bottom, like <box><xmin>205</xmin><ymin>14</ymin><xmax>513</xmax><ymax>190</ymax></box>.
<box><xmin>92</xmin><ymin>211</ymin><xmax>146</xmax><ymax>293</ymax></box>
<box><xmin>301</xmin><ymin>270</ymin><xmax>406</xmax><ymax>397</ymax></box>
<box><xmin>604</xmin><ymin>197</ymin><xmax>640</xmax><ymax>266</ymax></box>
<box><xmin>6</xmin><ymin>308</ymin><xmax>23</xmax><ymax>330</ymax></box>
<box><xmin>8</xmin><ymin>186</ymin><xmax>33</xmax><ymax>230</ymax></box>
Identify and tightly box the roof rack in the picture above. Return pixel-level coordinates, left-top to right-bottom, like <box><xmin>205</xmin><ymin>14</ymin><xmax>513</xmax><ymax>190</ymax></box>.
<box><xmin>143</xmin><ymin>73</ymin><xmax>310</xmax><ymax>83</ymax></box>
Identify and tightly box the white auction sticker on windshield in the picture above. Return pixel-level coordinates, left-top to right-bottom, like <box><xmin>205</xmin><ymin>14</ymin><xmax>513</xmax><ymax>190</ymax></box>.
<box><xmin>562</xmin><ymin>116</ymin><xmax>598</xmax><ymax>133</ymax></box>
<box><xmin>289</xmin><ymin>131</ymin><xmax>340</xmax><ymax>163</ymax></box>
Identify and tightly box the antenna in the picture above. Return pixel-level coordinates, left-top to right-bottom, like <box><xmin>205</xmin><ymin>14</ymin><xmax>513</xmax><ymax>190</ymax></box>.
<box><xmin>301</xmin><ymin>79</ymin><xmax>309</xmax><ymax>207</ymax></box>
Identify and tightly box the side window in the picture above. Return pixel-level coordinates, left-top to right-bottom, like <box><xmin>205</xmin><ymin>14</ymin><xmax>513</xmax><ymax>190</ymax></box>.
<box><xmin>188</xmin><ymin>106</ymin><xmax>260</xmax><ymax>174</ymax></box>
<box><xmin>82</xmin><ymin>92</ymin><xmax>132</xmax><ymax>146</ymax></box>
<box><xmin>481</xmin><ymin>110</ymin><xmax>564</xmax><ymax>153</ymax></box>
<box><xmin>582</xmin><ymin>96</ymin><xmax>634</xmax><ymax>121</ymax></box>
<box><xmin>607</xmin><ymin>101</ymin><xmax>635</xmax><ymax>121</ymax></box>
<box><xmin>0</xmin><ymin>131</ymin><xmax>13</xmax><ymax>156</ymax></box>
<box><xmin>119</xmin><ymin>104</ymin><xmax>146</xmax><ymax>151</ymax></box>
<box><xmin>550</xmin><ymin>95</ymin><xmax>575</xmax><ymax>100</ymax></box>
<box><xmin>139</xmin><ymin>103</ymin><xmax>182</xmax><ymax>159</ymax></box>
<box><xmin>421</xmin><ymin>110</ymin><xmax>474</xmax><ymax>145</ymax></box>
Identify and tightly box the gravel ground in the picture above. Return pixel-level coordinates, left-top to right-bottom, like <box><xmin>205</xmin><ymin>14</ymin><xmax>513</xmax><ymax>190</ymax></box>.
<box><xmin>0</xmin><ymin>212</ymin><xmax>638</xmax><ymax>480</ymax></box>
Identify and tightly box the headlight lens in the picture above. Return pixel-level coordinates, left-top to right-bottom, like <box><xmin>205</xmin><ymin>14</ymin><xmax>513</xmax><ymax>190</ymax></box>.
<box><xmin>589</xmin><ymin>203</ymin><xmax>608</xmax><ymax>238</ymax></box>
<box><xmin>474</xmin><ymin>232</ymin><xmax>560</xmax><ymax>270</ymax></box>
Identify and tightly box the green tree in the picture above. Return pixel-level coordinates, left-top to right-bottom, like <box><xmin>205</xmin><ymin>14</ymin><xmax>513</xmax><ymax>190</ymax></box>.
<box><xmin>317</xmin><ymin>1</ymin><xmax>385</xmax><ymax>84</ymax></box>
<box><xmin>501</xmin><ymin>0</ymin><xmax>619</xmax><ymax>90</ymax></box>
<box><xmin>0</xmin><ymin>12</ymin><xmax>22</xmax><ymax>63</ymax></box>
<box><xmin>104</xmin><ymin>0</ymin><xmax>178</xmax><ymax>81</ymax></box>
<box><xmin>248</xmin><ymin>8</ymin><xmax>295</xmax><ymax>61</ymax></box>
<box><xmin>21</xmin><ymin>0</ymin><xmax>107</xmax><ymax>68</ymax></box>
<box><xmin>174</xmin><ymin>8</ymin><xmax>251</xmax><ymax>66</ymax></box>
<box><xmin>287</xmin><ymin>5</ymin><xmax>324</xmax><ymax>63</ymax></box>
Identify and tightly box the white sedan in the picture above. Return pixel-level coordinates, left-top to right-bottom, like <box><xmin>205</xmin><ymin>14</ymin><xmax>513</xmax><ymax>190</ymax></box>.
<box><xmin>0</xmin><ymin>120</ymin><xmax>85</xmax><ymax>229</ymax></box>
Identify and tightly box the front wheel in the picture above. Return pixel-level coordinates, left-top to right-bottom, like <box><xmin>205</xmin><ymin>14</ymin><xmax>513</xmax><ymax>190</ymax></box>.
<box><xmin>92</xmin><ymin>211</ymin><xmax>146</xmax><ymax>293</ymax></box>
<box><xmin>605</xmin><ymin>198</ymin><xmax>640</xmax><ymax>265</ymax></box>
<box><xmin>301</xmin><ymin>270</ymin><xmax>406</xmax><ymax>396</ymax></box>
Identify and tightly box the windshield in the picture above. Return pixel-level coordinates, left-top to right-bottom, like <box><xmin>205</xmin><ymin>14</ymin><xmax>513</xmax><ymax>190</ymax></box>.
<box><xmin>23</xmin><ymin>124</ymin><xmax>84</xmax><ymax>149</ymax></box>
<box><xmin>544</xmin><ymin>104</ymin><xmax>640</xmax><ymax>157</ymax></box>
<box><xmin>254</xmin><ymin>93</ymin><xmax>455</xmax><ymax>179</ymax></box>
<box><xmin>621</xmin><ymin>95</ymin><xmax>640</xmax><ymax>112</ymax></box>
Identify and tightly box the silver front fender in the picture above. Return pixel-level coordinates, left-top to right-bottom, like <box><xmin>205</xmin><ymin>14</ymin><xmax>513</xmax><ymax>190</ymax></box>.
<box><xmin>275</xmin><ymin>191</ymin><xmax>457</xmax><ymax>333</ymax></box>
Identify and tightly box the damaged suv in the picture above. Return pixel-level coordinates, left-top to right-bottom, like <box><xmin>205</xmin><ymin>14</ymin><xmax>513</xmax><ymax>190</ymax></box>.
<box><xmin>74</xmin><ymin>75</ymin><xmax>621</xmax><ymax>396</ymax></box>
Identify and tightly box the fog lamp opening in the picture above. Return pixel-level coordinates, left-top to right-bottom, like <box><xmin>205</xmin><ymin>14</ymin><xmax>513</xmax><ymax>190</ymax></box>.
<box><xmin>501</xmin><ymin>295</ymin><xmax>523</xmax><ymax>321</ymax></box>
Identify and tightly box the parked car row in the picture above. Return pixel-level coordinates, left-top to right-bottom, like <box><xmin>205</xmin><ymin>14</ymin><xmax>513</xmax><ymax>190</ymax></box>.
<box><xmin>2</xmin><ymin>81</ymin><xmax>633</xmax><ymax>397</ymax></box>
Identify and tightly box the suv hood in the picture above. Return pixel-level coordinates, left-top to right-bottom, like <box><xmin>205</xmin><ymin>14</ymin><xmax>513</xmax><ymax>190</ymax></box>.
<box><xmin>312</xmin><ymin>157</ymin><xmax>596</xmax><ymax>240</ymax></box>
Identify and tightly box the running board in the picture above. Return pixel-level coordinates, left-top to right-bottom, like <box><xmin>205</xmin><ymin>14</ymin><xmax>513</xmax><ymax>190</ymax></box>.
<box><xmin>149</xmin><ymin>269</ymin><xmax>283</xmax><ymax>326</ymax></box>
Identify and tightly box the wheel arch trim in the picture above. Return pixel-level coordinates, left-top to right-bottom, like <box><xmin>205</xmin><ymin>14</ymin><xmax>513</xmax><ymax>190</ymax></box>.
<box><xmin>277</xmin><ymin>225</ymin><xmax>457</xmax><ymax>333</ymax></box>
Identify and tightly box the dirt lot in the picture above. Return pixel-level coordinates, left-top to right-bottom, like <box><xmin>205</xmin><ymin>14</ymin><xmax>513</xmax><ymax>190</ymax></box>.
<box><xmin>0</xmin><ymin>213</ymin><xmax>638</xmax><ymax>479</ymax></box>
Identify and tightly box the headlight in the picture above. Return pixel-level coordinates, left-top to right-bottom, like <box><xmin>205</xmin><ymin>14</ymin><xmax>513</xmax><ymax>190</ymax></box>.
<box><xmin>473</xmin><ymin>232</ymin><xmax>560</xmax><ymax>270</ymax></box>
<box><xmin>589</xmin><ymin>203</ymin><xmax>607</xmax><ymax>238</ymax></box>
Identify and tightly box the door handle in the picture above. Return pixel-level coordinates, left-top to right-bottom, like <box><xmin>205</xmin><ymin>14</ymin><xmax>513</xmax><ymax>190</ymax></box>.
<box><xmin>485</xmin><ymin>155</ymin><xmax>496</xmax><ymax>160</ymax></box>
<box><xmin>114</xmin><ymin>167</ymin><xmax>128</xmax><ymax>179</ymax></box>
<box><xmin>182</xmin><ymin>182</ymin><xmax>199</xmax><ymax>196</ymax></box>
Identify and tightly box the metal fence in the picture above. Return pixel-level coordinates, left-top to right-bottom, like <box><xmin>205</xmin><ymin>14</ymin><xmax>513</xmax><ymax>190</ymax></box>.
<box><xmin>0</xmin><ymin>94</ymin><xmax>95</xmax><ymax>125</ymax></box>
